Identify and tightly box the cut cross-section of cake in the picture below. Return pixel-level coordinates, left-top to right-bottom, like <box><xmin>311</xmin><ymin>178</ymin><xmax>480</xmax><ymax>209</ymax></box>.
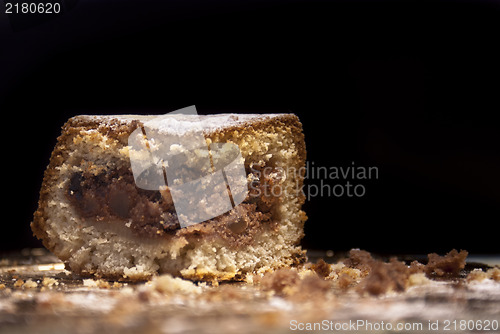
<box><xmin>32</xmin><ymin>113</ymin><xmax>307</xmax><ymax>281</ymax></box>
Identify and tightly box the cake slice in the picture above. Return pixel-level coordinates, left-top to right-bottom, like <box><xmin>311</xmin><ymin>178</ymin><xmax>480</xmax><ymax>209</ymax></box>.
<box><xmin>32</xmin><ymin>113</ymin><xmax>307</xmax><ymax>281</ymax></box>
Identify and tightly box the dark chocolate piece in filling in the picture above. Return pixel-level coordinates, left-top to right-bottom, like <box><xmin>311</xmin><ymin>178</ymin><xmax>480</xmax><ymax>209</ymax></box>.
<box><xmin>66</xmin><ymin>164</ymin><xmax>280</xmax><ymax>241</ymax></box>
<box><xmin>67</xmin><ymin>167</ymin><xmax>179</xmax><ymax>235</ymax></box>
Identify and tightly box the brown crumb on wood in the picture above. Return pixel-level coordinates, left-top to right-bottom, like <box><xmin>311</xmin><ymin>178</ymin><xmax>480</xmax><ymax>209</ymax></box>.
<box><xmin>288</xmin><ymin>274</ymin><xmax>332</xmax><ymax>302</ymax></box>
<box><xmin>335</xmin><ymin>266</ymin><xmax>362</xmax><ymax>290</ymax></box>
<box><xmin>343</xmin><ymin>249</ymin><xmax>374</xmax><ymax>276</ymax></box>
<box><xmin>260</xmin><ymin>269</ymin><xmax>299</xmax><ymax>295</ymax></box>
<box><xmin>358</xmin><ymin>258</ymin><xmax>410</xmax><ymax>296</ymax></box>
<box><xmin>338</xmin><ymin>272</ymin><xmax>356</xmax><ymax>290</ymax></box>
<box><xmin>335</xmin><ymin>248</ymin><xmax>471</xmax><ymax>295</ymax></box>
<box><xmin>409</xmin><ymin>260</ymin><xmax>426</xmax><ymax>275</ymax></box>
<box><xmin>425</xmin><ymin>249</ymin><xmax>468</xmax><ymax>278</ymax></box>
<box><xmin>13</xmin><ymin>279</ymin><xmax>24</xmax><ymax>288</ymax></box>
<box><xmin>487</xmin><ymin>267</ymin><xmax>500</xmax><ymax>281</ymax></box>
<box><xmin>311</xmin><ymin>259</ymin><xmax>332</xmax><ymax>278</ymax></box>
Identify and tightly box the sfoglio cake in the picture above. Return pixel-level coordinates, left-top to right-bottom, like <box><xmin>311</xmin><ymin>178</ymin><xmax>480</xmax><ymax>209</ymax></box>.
<box><xmin>32</xmin><ymin>110</ymin><xmax>307</xmax><ymax>281</ymax></box>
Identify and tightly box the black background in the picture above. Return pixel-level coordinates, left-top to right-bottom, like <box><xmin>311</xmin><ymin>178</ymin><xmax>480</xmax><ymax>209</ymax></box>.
<box><xmin>1</xmin><ymin>0</ymin><xmax>499</xmax><ymax>255</ymax></box>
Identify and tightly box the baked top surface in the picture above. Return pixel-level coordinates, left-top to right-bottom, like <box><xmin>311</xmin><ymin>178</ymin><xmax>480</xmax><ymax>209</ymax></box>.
<box><xmin>71</xmin><ymin>113</ymin><xmax>295</xmax><ymax>135</ymax></box>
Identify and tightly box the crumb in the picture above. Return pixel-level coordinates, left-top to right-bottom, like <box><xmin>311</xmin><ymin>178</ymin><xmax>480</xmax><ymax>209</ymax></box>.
<box><xmin>358</xmin><ymin>259</ymin><xmax>409</xmax><ymax>296</ymax></box>
<box><xmin>83</xmin><ymin>278</ymin><xmax>117</xmax><ymax>289</ymax></box>
<box><xmin>328</xmin><ymin>263</ymin><xmax>346</xmax><ymax>279</ymax></box>
<box><xmin>408</xmin><ymin>273</ymin><xmax>431</xmax><ymax>286</ymax></box>
<box><xmin>409</xmin><ymin>260</ymin><xmax>426</xmax><ymax>274</ymax></box>
<box><xmin>260</xmin><ymin>268</ymin><xmax>300</xmax><ymax>296</ymax></box>
<box><xmin>466</xmin><ymin>267</ymin><xmax>500</xmax><ymax>283</ymax></box>
<box><xmin>297</xmin><ymin>267</ymin><xmax>317</xmax><ymax>280</ymax></box>
<box><xmin>333</xmin><ymin>249</ymin><xmax>471</xmax><ymax>295</ymax></box>
<box><xmin>336</xmin><ymin>267</ymin><xmax>362</xmax><ymax>290</ymax></box>
<box><xmin>83</xmin><ymin>279</ymin><xmax>99</xmax><ymax>288</ymax></box>
<box><xmin>343</xmin><ymin>249</ymin><xmax>374</xmax><ymax>276</ymax></box>
<box><xmin>311</xmin><ymin>259</ymin><xmax>331</xmax><ymax>278</ymax></box>
<box><xmin>261</xmin><ymin>268</ymin><xmax>331</xmax><ymax>300</ymax></box>
<box><xmin>42</xmin><ymin>277</ymin><xmax>59</xmax><ymax>287</ymax></box>
<box><xmin>0</xmin><ymin>283</ymin><xmax>5</xmax><ymax>290</ymax></box>
<box><xmin>425</xmin><ymin>249</ymin><xmax>468</xmax><ymax>278</ymax></box>
<box><xmin>23</xmin><ymin>279</ymin><xmax>38</xmax><ymax>289</ymax></box>
<box><xmin>337</xmin><ymin>273</ymin><xmax>356</xmax><ymax>290</ymax></box>
<box><xmin>150</xmin><ymin>274</ymin><xmax>201</xmax><ymax>295</ymax></box>
<box><xmin>244</xmin><ymin>273</ymin><xmax>257</xmax><ymax>285</ymax></box>
<box><xmin>13</xmin><ymin>279</ymin><xmax>24</xmax><ymax>288</ymax></box>
<box><xmin>98</xmin><ymin>280</ymin><xmax>111</xmax><ymax>289</ymax></box>
<box><xmin>487</xmin><ymin>267</ymin><xmax>500</xmax><ymax>281</ymax></box>
<box><xmin>467</xmin><ymin>269</ymin><xmax>489</xmax><ymax>283</ymax></box>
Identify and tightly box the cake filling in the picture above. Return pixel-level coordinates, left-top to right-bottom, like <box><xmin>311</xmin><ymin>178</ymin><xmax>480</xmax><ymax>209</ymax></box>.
<box><xmin>66</xmin><ymin>164</ymin><xmax>282</xmax><ymax>241</ymax></box>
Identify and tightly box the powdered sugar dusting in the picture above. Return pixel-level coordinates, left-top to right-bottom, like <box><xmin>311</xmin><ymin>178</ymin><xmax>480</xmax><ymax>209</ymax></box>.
<box><xmin>78</xmin><ymin>113</ymin><xmax>288</xmax><ymax>136</ymax></box>
<box><xmin>146</xmin><ymin>114</ymin><xmax>283</xmax><ymax>136</ymax></box>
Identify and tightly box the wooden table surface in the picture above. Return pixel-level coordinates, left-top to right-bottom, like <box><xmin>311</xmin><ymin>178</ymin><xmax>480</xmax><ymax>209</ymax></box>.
<box><xmin>1</xmin><ymin>249</ymin><xmax>499</xmax><ymax>334</ymax></box>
